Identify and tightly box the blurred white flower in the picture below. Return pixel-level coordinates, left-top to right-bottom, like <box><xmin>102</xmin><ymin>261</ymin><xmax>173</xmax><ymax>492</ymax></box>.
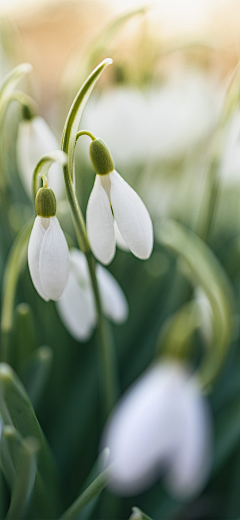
<box><xmin>56</xmin><ymin>248</ymin><xmax>128</xmax><ymax>341</ymax></box>
<box><xmin>219</xmin><ymin>111</ymin><xmax>240</xmax><ymax>186</ymax></box>
<box><xmin>86</xmin><ymin>170</ymin><xmax>153</xmax><ymax>265</ymax></box>
<box><xmin>102</xmin><ymin>360</ymin><xmax>212</xmax><ymax>499</ymax></box>
<box><xmin>17</xmin><ymin>116</ymin><xmax>65</xmax><ymax>199</ymax></box>
<box><xmin>28</xmin><ymin>216</ymin><xmax>69</xmax><ymax>301</ymax></box>
<box><xmin>82</xmin><ymin>74</ymin><xmax>220</xmax><ymax>166</ymax></box>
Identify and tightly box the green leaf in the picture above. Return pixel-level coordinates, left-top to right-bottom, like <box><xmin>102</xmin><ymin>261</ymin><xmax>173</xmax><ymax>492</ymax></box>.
<box><xmin>61</xmin><ymin>58</ymin><xmax>112</xmax><ymax>184</ymax></box>
<box><xmin>0</xmin><ymin>63</ymin><xmax>32</xmax><ymax>112</ymax></box>
<box><xmin>0</xmin><ymin>363</ymin><xmax>59</xmax><ymax>511</ymax></box>
<box><xmin>59</xmin><ymin>463</ymin><xmax>109</xmax><ymax>520</ymax></box>
<box><xmin>19</xmin><ymin>345</ymin><xmax>53</xmax><ymax>409</ymax></box>
<box><xmin>0</xmin><ymin>425</ymin><xmax>38</xmax><ymax>520</ymax></box>
<box><xmin>1</xmin><ymin>219</ymin><xmax>33</xmax><ymax>363</ymax></box>
<box><xmin>13</xmin><ymin>303</ymin><xmax>36</xmax><ymax>370</ymax></box>
<box><xmin>156</xmin><ymin>219</ymin><xmax>234</xmax><ymax>386</ymax></box>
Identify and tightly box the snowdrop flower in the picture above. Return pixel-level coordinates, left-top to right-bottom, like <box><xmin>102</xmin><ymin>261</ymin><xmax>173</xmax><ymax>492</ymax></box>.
<box><xmin>56</xmin><ymin>248</ymin><xmax>128</xmax><ymax>341</ymax></box>
<box><xmin>102</xmin><ymin>360</ymin><xmax>212</xmax><ymax>499</ymax></box>
<box><xmin>86</xmin><ymin>138</ymin><xmax>153</xmax><ymax>265</ymax></box>
<box><xmin>17</xmin><ymin>116</ymin><xmax>65</xmax><ymax>199</ymax></box>
<box><xmin>81</xmin><ymin>75</ymin><xmax>221</xmax><ymax>166</ymax></box>
<box><xmin>28</xmin><ymin>187</ymin><xmax>69</xmax><ymax>301</ymax></box>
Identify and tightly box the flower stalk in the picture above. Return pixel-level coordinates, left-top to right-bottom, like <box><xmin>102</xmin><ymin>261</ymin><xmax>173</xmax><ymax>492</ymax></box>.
<box><xmin>61</xmin><ymin>59</ymin><xmax>118</xmax><ymax>416</ymax></box>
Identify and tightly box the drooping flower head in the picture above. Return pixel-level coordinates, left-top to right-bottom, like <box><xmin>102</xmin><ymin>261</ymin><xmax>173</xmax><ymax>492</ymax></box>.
<box><xmin>86</xmin><ymin>138</ymin><xmax>153</xmax><ymax>265</ymax></box>
<box><xmin>28</xmin><ymin>186</ymin><xmax>69</xmax><ymax>301</ymax></box>
<box><xmin>101</xmin><ymin>360</ymin><xmax>212</xmax><ymax>499</ymax></box>
<box><xmin>56</xmin><ymin>248</ymin><xmax>128</xmax><ymax>341</ymax></box>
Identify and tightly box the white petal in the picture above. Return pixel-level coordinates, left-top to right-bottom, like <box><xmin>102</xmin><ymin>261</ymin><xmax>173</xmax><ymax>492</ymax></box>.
<box><xmin>17</xmin><ymin>116</ymin><xmax>65</xmax><ymax>199</ymax></box>
<box><xmin>86</xmin><ymin>175</ymin><xmax>115</xmax><ymax>265</ymax></box>
<box><xmin>109</xmin><ymin>170</ymin><xmax>153</xmax><ymax>259</ymax></box>
<box><xmin>56</xmin><ymin>270</ymin><xmax>96</xmax><ymax>341</ymax></box>
<box><xmin>28</xmin><ymin>216</ymin><xmax>49</xmax><ymax>301</ymax></box>
<box><xmin>39</xmin><ymin>216</ymin><xmax>69</xmax><ymax>301</ymax></box>
<box><xmin>69</xmin><ymin>248</ymin><xmax>91</xmax><ymax>285</ymax></box>
<box><xmin>96</xmin><ymin>265</ymin><xmax>128</xmax><ymax>323</ymax></box>
<box><xmin>165</xmin><ymin>376</ymin><xmax>212</xmax><ymax>499</ymax></box>
<box><xmin>114</xmin><ymin>220</ymin><xmax>129</xmax><ymax>251</ymax></box>
<box><xmin>102</xmin><ymin>362</ymin><xmax>186</xmax><ymax>495</ymax></box>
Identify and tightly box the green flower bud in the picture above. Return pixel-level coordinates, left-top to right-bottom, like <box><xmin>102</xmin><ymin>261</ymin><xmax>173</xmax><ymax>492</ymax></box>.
<box><xmin>89</xmin><ymin>138</ymin><xmax>115</xmax><ymax>175</ymax></box>
<box><xmin>35</xmin><ymin>187</ymin><xmax>56</xmax><ymax>217</ymax></box>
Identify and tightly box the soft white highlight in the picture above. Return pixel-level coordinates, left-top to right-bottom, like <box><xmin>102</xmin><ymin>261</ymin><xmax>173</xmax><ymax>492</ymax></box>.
<box><xmin>28</xmin><ymin>216</ymin><xmax>69</xmax><ymax>301</ymax></box>
<box><xmin>102</xmin><ymin>361</ymin><xmax>212</xmax><ymax>499</ymax></box>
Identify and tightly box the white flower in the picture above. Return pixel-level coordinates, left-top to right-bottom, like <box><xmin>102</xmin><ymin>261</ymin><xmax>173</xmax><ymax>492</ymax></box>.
<box><xmin>102</xmin><ymin>361</ymin><xmax>212</xmax><ymax>499</ymax></box>
<box><xmin>56</xmin><ymin>248</ymin><xmax>128</xmax><ymax>341</ymax></box>
<box><xmin>17</xmin><ymin>116</ymin><xmax>65</xmax><ymax>199</ymax></box>
<box><xmin>28</xmin><ymin>216</ymin><xmax>69</xmax><ymax>301</ymax></box>
<box><xmin>81</xmin><ymin>76</ymin><xmax>220</xmax><ymax>166</ymax></box>
<box><xmin>86</xmin><ymin>170</ymin><xmax>153</xmax><ymax>265</ymax></box>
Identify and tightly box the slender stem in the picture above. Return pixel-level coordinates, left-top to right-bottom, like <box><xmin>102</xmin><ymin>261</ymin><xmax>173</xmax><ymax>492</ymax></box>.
<box><xmin>62</xmin><ymin>159</ymin><xmax>118</xmax><ymax>415</ymax></box>
<box><xmin>76</xmin><ymin>130</ymin><xmax>96</xmax><ymax>142</ymax></box>
<box><xmin>59</xmin><ymin>467</ymin><xmax>109</xmax><ymax>520</ymax></box>
<box><xmin>86</xmin><ymin>253</ymin><xmax>118</xmax><ymax>414</ymax></box>
<box><xmin>0</xmin><ymin>219</ymin><xmax>33</xmax><ymax>362</ymax></box>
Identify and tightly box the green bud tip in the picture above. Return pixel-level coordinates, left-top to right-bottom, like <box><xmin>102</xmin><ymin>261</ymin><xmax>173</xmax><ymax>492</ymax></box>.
<box><xmin>89</xmin><ymin>138</ymin><xmax>115</xmax><ymax>175</ymax></box>
<box><xmin>35</xmin><ymin>187</ymin><xmax>56</xmax><ymax>217</ymax></box>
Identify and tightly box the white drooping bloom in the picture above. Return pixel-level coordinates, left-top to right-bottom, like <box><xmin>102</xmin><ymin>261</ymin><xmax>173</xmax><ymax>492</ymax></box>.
<box><xmin>17</xmin><ymin>116</ymin><xmax>65</xmax><ymax>199</ymax></box>
<box><xmin>81</xmin><ymin>75</ymin><xmax>220</xmax><ymax>166</ymax></box>
<box><xmin>28</xmin><ymin>216</ymin><xmax>69</xmax><ymax>301</ymax></box>
<box><xmin>86</xmin><ymin>170</ymin><xmax>153</xmax><ymax>265</ymax></box>
<box><xmin>56</xmin><ymin>248</ymin><xmax>128</xmax><ymax>341</ymax></box>
<box><xmin>102</xmin><ymin>361</ymin><xmax>212</xmax><ymax>499</ymax></box>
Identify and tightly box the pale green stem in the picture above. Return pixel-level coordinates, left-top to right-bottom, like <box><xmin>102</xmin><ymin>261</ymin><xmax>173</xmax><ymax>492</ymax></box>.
<box><xmin>0</xmin><ymin>219</ymin><xmax>33</xmax><ymax>362</ymax></box>
<box><xmin>62</xmin><ymin>134</ymin><xmax>118</xmax><ymax>416</ymax></box>
<box><xmin>76</xmin><ymin>130</ymin><xmax>96</xmax><ymax>141</ymax></box>
<box><xmin>59</xmin><ymin>467</ymin><xmax>109</xmax><ymax>520</ymax></box>
<box><xmin>32</xmin><ymin>152</ymin><xmax>67</xmax><ymax>199</ymax></box>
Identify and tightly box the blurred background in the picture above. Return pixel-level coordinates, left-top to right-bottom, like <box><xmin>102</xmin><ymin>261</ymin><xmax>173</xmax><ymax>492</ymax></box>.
<box><xmin>1</xmin><ymin>1</ymin><xmax>240</xmax><ymax>519</ymax></box>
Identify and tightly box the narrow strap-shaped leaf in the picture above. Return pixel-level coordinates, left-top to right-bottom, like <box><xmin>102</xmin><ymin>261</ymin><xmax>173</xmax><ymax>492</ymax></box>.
<box><xmin>59</xmin><ymin>466</ymin><xmax>109</xmax><ymax>520</ymax></box>
<box><xmin>61</xmin><ymin>58</ymin><xmax>112</xmax><ymax>186</ymax></box>
<box><xmin>13</xmin><ymin>303</ymin><xmax>36</xmax><ymax>370</ymax></box>
<box><xmin>0</xmin><ymin>426</ymin><xmax>38</xmax><ymax>520</ymax></box>
<box><xmin>0</xmin><ymin>218</ymin><xmax>33</xmax><ymax>363</ymax></box>
<box><xmin>1</xmin><ymin>221</ymin><xmax>32</xmax><ymax>337</ymax></box>
<box><xmin>0</xmin><ymin>364</ymin><xmax>58</xmax><ymax>505</ymax></box>
<box><xmin>19</xmin><ymin>346</ymin><xmax>53</xmax><ymax>408</ymax></box>
<box><xmin>0</xmin><ymin>63</ymin><xmax>32</xmax><ymax>111</ymax></box>
<box><xmin>157</xmin><ymin>218</ymin><xmax>234</xmax><ymax>386</ymax></box>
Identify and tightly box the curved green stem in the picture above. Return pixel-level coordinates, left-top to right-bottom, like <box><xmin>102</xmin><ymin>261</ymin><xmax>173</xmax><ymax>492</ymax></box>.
<box><xmin>76</xmin><ymin>130</ymin><xmax>96</xmax><ymax>142</ymax></box>
<box><xmin>0</xmin><ymin>218</ymin><xmax>33</xmax><ymax>363</ymax></box>
<box><xmin>61</xmin><ymin>59</ymin><xmax>118</xmax><ymax>416</ymax></box>
<box><xmin>32</xmin><ymin>151</ymin><xmax>67</xmax><ymax>199</ymax></box>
